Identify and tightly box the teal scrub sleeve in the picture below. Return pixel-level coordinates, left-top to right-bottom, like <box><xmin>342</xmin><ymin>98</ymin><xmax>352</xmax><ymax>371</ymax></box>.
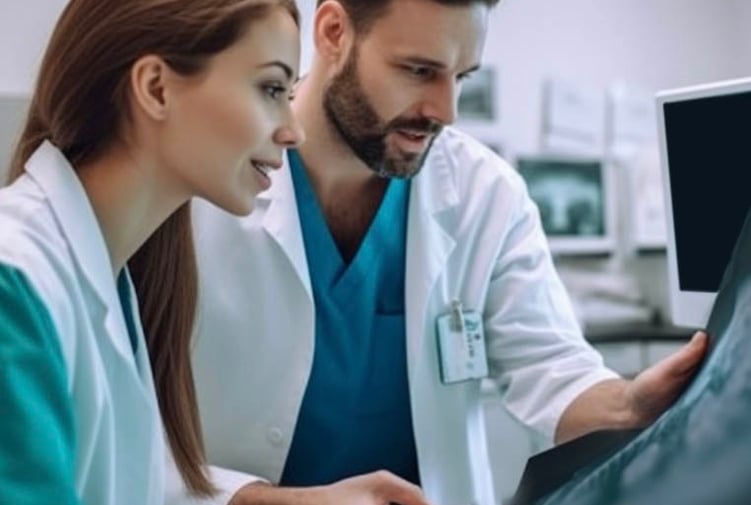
<box><xmin>0</xmin><ymin>264</ymin><xmax>79</xmax><ymax>505</ymax></box>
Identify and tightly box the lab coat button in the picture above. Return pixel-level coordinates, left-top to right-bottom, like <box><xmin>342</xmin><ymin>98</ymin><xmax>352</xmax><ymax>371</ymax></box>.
<box><xmin>267</xmin><ymin>427</ymin><xmax>283</xmax><ymax>446</ymax></box>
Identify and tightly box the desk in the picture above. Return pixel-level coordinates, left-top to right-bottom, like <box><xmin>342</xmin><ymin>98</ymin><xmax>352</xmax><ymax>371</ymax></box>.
<box><xmin>586</xmin><ymin>323</ymin><xmax>692</xmax><ymax>378</ymax></box>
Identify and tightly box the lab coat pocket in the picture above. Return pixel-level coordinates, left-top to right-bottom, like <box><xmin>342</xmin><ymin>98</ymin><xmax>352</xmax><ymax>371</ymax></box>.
<box><xmin>357</xmin><ymin>313</ymin><xmax>410</xmax><ymax>416</ymax></box>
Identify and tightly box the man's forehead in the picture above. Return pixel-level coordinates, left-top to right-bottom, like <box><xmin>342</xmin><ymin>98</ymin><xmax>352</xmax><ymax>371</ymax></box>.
<box><xmin>359</xmin><ymin>1</ymin><xmax>489</xmax><ymax>69</ymax></box>
<box><xmin>367</xmin><ymin>0</ymin><xmax>489</xmax><ymax>35</ymax></box>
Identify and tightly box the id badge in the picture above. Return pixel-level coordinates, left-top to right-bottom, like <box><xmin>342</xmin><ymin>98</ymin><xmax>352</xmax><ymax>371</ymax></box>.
<box><xmin>436</xmin><ymin>300</ymin><xmax>489</xmax><ymax>384</ymax></box>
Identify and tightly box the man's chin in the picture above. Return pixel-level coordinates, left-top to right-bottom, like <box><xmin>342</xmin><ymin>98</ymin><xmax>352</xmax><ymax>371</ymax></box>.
<box><xmin>378</xmin><ymin>157</ymin><xmax>425</xmax><ymax>179</ymax></box>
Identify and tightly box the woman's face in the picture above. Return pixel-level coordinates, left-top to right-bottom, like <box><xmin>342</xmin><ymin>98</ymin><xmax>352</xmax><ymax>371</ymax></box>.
<box><xmin>160</xmin><ymin>7</ymin><xmax>304</xmax><ymax>215</ymax></box>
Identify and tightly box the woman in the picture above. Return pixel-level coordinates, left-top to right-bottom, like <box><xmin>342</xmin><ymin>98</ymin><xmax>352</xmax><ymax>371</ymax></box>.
<box><xmin>0</xmin><ymin>0</ymin><xmax>303</xmax><ymax>504</ymax></box>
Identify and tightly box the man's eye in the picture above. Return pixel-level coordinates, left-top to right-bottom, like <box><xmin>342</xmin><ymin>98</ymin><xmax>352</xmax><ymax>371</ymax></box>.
<box><xmin>406</xmin><ymin>66</ymin><xmax>434</xmax><ymax>79</ymax></box>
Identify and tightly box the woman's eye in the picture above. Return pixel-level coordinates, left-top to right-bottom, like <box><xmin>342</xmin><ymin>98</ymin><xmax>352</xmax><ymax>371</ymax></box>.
<box><xmin>263</xmin><ymin>84</ymin><xmax>288</xmax><ymax>100</ymax></box>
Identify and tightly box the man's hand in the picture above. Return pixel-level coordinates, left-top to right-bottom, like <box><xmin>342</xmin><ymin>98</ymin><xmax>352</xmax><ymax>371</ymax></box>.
<box><xmin>625</xmin><ymin>330</ymin><xmax>708</xmax><ymax>427</ymax></box>
<box><xmin>556</xmin><ymin>331</ymin><xmax>708</xmax><ymax>444</ymax></box>
<box><xmin>229</xmin><ymin>471</ymin><xmax>432</xmax><ymax>505</ymax></box>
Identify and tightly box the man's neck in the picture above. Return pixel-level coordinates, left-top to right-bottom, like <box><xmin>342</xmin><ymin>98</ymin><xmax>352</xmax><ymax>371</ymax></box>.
<box><xmin>293</xmin><ymin>75</ymin><xmax>379</xmax><ymax>200</ymax></box>
<box><xmin>293</xmin><ymin>78</ymin><xmax>390</xmax><ymax>262</ymax></box>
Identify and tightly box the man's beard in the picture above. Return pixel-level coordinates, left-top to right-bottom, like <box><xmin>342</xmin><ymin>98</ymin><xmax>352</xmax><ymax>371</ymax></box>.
<box><xmin>322</xmin><ymin>47</ymin><xmax>442</xmax><ymax>179</ymax></box>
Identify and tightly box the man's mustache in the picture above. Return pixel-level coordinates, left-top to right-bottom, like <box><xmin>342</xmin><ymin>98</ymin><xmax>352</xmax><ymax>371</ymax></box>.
<box><xmin>387</xmin><ymin>117</ymin><xmax>443</xmax><ymax>135</ymax></box>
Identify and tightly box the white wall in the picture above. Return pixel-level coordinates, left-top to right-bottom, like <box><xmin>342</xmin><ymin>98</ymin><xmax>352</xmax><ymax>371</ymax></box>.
<box><xmin>0</xmin><ymin>0</ymin><xmax>66</xmax><ymax>94</ymax></box>
<box><xmin>730</xmin><ymin>0</ymin><xmax>751</xmax><ymax>72</ymax></box>
<box><xmin>297</xmin><ymin>0</ymin><xmax>317</xmax><ymax>75</ymax></box>
<box><xmin>484</xmin><ymin>0</ymin><xmax>746</xmax><ymax>154</ymax></box>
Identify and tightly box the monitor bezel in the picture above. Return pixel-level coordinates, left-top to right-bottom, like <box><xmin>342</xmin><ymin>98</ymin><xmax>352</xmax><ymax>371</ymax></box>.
<box><xmin>656</xmin><ymin>76</ymin><xmax>751</xmax><ymax>328</ymax></box>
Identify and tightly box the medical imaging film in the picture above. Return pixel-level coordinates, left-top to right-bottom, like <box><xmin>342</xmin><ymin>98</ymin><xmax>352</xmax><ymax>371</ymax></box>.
<box><xmin>511</xmin><ymin>207</ymin><xmax>751</xmax><ymax>505</ymax></box>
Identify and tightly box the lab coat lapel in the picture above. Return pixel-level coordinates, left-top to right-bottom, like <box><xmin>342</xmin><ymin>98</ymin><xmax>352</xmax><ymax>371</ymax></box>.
<box><xmin>119</xmin><ymin>269</ymin><xmax>159</xmax><ymax>390</ymax></box>
<box><xmin>24</xmin><ymin>141</ymin><xmax>138</xmax><ymax>368</ymax></box>
<box><xmin>405</xmin><ymin>138</ymin><xmax>459</xmax><ymax>379</ymax></box>
<box><xmin>255</xmin><ymin>151</ymin><xmax>312</xmax><ymax>297</ymax></box>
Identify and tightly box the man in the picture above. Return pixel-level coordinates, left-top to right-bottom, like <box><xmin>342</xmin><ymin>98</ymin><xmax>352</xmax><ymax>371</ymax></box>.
<box><xmin>181</xmin><ymin>1</ymin><xmax>708</xmax><ymax>504</ymax></box>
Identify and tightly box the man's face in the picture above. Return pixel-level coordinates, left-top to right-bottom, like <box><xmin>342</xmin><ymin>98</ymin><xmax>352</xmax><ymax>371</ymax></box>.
<box><xmin>322</xmin><ymin>0</ymin><xmax>489</xmax><ymax>179</ymax></box>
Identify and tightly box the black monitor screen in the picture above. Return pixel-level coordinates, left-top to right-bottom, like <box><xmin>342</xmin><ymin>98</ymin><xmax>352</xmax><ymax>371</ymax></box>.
<box><xmin>664</xmin><ymin>91</ymin><xmax>751</xmax><ymax>292</ymax></box>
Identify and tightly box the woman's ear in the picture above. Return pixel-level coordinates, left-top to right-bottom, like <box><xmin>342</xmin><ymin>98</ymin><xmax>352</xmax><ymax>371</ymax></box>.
<box><xmin>129</xmin><ymin>55</ymin><xmax>171</xmax><ymax>122</ymax></box>
<box><xmin>313</xmin><ymin>1</ymin><xmax>354</xmax><ymax>66</ymax></box>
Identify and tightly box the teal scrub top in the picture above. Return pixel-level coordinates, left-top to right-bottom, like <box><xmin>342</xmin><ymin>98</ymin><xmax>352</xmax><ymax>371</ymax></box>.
<box><xmin>281</xmin><ymin>150</ymin><xmax>419</xmax><ymax>486</ymax></box>
<box><xmin>0</xmin><ymin>264</ymin><xmax>138</xmax><ymax>505</ymax></box>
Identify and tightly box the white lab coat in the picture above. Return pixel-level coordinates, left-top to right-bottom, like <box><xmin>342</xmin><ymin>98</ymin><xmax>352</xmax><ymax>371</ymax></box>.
<box><xmin>187</xmin><ymin>128</ymin><xmax>618</xmax><ymax>505</ymax></box>
<box><xmin>0</xmin><ymin>141</ymin><xmax>164</xmax><ymax>505</ymax></box>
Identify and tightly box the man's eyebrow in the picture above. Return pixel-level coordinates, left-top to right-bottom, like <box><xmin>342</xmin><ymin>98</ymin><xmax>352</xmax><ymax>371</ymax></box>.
<box><xmin>257</xmin><ymin>61</ymin><xmax>295</xmax><ymax>81</ymax></box>
<box><xmin>460</xmin><ymin>63</ymin><xmax>481</xmax><ymax>76</ymax></box>
<box><xmin>399</xmin><ymin>56</ymin><xmax>481</xmax><ymax>75</ymax></box>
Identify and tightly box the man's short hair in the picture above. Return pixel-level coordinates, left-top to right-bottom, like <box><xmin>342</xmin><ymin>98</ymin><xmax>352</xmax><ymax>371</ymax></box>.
<box><xmin>317</xmin><ymin>0</ymin><xmax>501</xmax><ymax>35</ymax></box>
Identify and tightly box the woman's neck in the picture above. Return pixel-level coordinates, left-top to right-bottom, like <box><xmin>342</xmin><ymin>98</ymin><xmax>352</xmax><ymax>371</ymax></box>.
<box><xmin>76</xmin><ymin>143</ymin><xmax>186</xmax><ymax>276</ymax></box>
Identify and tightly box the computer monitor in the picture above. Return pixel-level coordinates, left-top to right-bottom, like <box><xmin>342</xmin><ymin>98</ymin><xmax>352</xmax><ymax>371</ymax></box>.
<box><xmin>516</xmin><ymin>155</ymin><xmax>616</xmax><ymax>255</ymax></box>
<box><xmin>657</xmin><ymin>77</ymin><xmax>751</xmax><ymax>328</ymax></box>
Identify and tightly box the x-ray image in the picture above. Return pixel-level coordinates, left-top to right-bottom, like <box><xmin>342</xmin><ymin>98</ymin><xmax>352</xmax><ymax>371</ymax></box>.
<box><xmin>517</xmin><ymin>158</ymin><xmax>606</xmax><ymax>237</ymax></box>
<box><xmin>510</xmin><ymin>207</ymin><xmax>751</xmax><ymax>505</ymax></box>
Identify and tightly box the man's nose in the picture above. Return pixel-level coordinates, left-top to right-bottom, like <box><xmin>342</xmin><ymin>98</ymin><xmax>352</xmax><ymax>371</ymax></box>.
<box><xmin>419</xmin><ymin>79</ymin><xmax>459</xmax><ymax>126</ymax></box>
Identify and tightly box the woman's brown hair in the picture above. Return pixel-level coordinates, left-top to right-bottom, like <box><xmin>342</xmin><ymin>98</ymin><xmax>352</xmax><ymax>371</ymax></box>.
<box><xmin>7</xmin><ymin>0</ymin><xmax>299</xmax><ymax>496</ymax></box>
